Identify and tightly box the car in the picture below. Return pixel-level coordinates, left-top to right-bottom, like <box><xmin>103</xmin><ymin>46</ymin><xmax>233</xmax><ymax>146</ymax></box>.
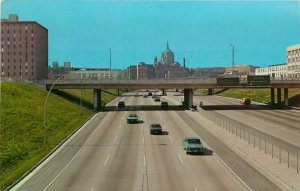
<box><xmin>127</xmin><ymin>114</ymin><xmax>138</xmax><ymax>124</ymax></box>
<box><xmin>148</xmin><ymin>92</ymin><xmax>152</xmax><ymax>96</ymax></box>
<box><xmin>161</xmin><ymin>101</ymin><xmax>168</xmax><ymax>108</ymax></box>
<box><xmin>154</xmin><ymin>97</ymin><xmax>160</xmax><ymax>102</ymax></box>
<box><xmin>150</xmin><ymin>124</ymin><xmax>162</xmax><ymax>135</ymax></box>
<box><xmin>118</xmin><ymin>101</ymin><xmax>125</xmax><ymax>107</ymax></box>
<box><xmin>143</xmin><ymin>94</ymin><xmax>148</xmax><ymax>98</ymax></box>
<box><xmin>240</xmin><ymin>98</ymin><xmax>251</xmax><ymax>105</ymax></box>
<box><xmin>182</xmin><ymin>137</ymin><xmax>204</xmax><ymax>154</ymax></box>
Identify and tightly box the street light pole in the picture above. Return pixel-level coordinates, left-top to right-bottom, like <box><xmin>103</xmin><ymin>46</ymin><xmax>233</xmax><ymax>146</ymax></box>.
<box><xmin>43</xmin><ymin>74</ymin><xmax>66</xmax><ymax>144</ymax></box>
<box><xmin>230</xmin><ymin>44</ymin><xmax>235</xmax><ymax>75</ymax></box>
<box><xmin>80</xmin><ymin>71</ymin><xmax>82</xmax><ymax>115</ymax></box>
<box><xmin>109</xmin><ymin>48</ymin><xmax>111</xmax><ymax>80</ymax></box>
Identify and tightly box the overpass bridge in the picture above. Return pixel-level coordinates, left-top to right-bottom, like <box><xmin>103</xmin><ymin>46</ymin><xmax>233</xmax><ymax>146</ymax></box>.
<box><xmin>43</xmin><ymin>78</ymin><xmax>300</xmax><ymax>110</ymax></box>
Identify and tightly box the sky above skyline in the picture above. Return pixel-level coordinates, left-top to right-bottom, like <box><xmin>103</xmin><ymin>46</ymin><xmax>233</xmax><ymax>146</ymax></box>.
<box><xmin>1</xmin><ymin>0</ymin><xmax>300</xmax><ymax>69</ymax></box>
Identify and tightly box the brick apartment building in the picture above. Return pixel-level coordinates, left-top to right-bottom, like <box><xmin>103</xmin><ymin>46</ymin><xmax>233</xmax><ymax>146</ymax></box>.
<box><xmin>1</xmin><ymin>14</ymin><xmax>48</xmax><ymax>80</ymax></box>
<box><xmin>137</xmin><ymin>62</ymin><xmax>154</xmax><ymax>79</ymax></box>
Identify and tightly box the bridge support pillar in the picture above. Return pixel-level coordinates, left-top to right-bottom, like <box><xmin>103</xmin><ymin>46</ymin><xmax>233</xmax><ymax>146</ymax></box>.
<box><xmin>116</xmin><ymin>89</ymin><xmax>120</xmax><ymax>96</ymax></box>
<box><xmin>208</xmin><ymin>88</ymin><xmax>213</xmax><ymax>95</ymax></box>
<box><xmin>162</xmin><ymin>89</ymin><xmax>167</xmax><ymax>96</ymax></box>
<box><xmin>183</xmin><ymin>89</ymin><xmax>193</xmax><ymax>107</ymax></box>
<box><xmin>176</xmin><ymin>88</ymin><xmax>179</xmax><ymax>92</ymax></box>
<box><xmin>277</xmin><ymin>88</ymin><xmax>282</xmax><ymax>104</ymax></box>
<box><xmin>270</xmin><ymin>88</ymin><xmax>275</xmax><ymax>105</ymax></box>
<box><xmin>93</xmin><ymin>89</ymin><xmax>102</xmax><ymax>111</ymax></box>
<box><xmin>284</xmin><ymin>88</ymin><xmax>289</xmax><ymax>106</ymax></box>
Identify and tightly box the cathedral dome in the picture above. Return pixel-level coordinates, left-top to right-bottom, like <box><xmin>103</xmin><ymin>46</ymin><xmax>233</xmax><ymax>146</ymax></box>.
<box><xmin>162</xmin><ymin>42</ymin><xmax>173</xmax><ymax>54</ymax></box>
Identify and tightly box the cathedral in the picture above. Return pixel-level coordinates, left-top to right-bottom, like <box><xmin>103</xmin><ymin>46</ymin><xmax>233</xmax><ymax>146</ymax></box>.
<box><xmin>153</xmin><ymin>42</ymin><xmax>188</xmax><ymax>79</ymax></box>
<box><xmin>127</xmin><ymin>42</ymin><xmax>188</xmax><ymax>79</ymax></box>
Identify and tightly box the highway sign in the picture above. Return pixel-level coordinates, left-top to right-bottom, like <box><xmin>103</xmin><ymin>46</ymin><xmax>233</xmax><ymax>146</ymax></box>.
<box><xmin>247</xmin><ymin>75</ymin><xmax>270</xmax><ymax>86</ymax></box>
<box><xmin>217</xmin><ymin>77</ymin><xmax>240</xmax><ymax>86</ymax></box>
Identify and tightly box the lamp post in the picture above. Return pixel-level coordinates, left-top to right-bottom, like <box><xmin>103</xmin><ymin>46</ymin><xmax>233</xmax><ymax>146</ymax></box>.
<box><xmin>230</xmin><ymin>44</ymin><xmax>235</xmax><ymax>75</ymax></box>
<box><xmin>109</xmin><ymin>48</ymin><xmax>111</xmax><ymax>80</ymax></box>
<box><xmin>80</xmin><ymin>69</ymin><xmax>84</xmax><ymax>115</ymax></box>
<box><xmin>43</xmin><ymin>74</ymin><xmax>66</xmax><ymax>144</ymax></box>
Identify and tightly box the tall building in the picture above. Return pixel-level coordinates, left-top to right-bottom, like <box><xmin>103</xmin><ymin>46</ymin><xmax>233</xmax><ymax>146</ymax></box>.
<box><xmin>128</xmin><ymin>65</ymin><xmax>137</xmax><ymax>79</ymax></box>
<box><xmin>137</xmin><ymin>62</ymin><xmax>154</xmax><ymax>79</ymax></box>
<box><xmin>154</xmin><ymin>43</ymin><xmax>188</xmax><ymax>79</ymax></box>
<box><xmin>287</xmin><ymin>44</ymin><xmax>300</xmax><ymax>78</ymax></box>
<box><xmin>1</xmin><ymin>14</ymin><xmax>48</xmax><ymax>80</ymax></box>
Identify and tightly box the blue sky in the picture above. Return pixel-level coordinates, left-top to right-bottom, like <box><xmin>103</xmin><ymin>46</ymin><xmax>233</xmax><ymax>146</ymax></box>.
<box><xmin>1</xmin><ymin>0</ymin><xmax>300</xmax><ymax>69</ymax></box>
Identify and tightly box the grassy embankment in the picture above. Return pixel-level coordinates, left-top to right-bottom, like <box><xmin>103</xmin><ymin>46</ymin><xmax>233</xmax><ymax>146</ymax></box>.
<box><xmin>0</xmin><ymin>82</ymin><xmax>121</xmax><ymax>190</ymax></box>
<box><xmin>195</xmin><ymin>88</ymin><xmax>300</xmax><ymax>104</ymax></box>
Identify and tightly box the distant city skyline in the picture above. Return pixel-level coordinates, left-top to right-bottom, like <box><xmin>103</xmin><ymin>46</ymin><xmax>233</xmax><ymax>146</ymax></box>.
<box><xmin>1</xmin><ymin>0</ymin><xmax>300</xmax><ymax>69</ymax></box>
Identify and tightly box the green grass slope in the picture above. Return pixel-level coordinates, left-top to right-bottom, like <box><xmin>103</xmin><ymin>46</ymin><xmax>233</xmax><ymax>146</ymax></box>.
<box><xmin>0</xmin><ymin>82</ymin><xmax>120</xmax><ymax>190</ymax></box>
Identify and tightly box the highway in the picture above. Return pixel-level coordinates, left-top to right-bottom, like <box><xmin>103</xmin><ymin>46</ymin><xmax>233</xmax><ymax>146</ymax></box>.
<box><xmin>13</xmin><ymin>91</ymin><xmax>283</xmax><ymax>191</ymax></box>
<box><xmin>190</xmin><ymin>93</ymin><xmax>300</xmax><ymax>147</ymax></box>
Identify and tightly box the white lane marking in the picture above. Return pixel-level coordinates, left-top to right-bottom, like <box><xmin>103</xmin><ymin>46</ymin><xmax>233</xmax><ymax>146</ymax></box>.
<box><xmin>13</xmin><ymin>113</ymin><xmax>102</xmax><ymax>191</ymax></box>
<box><xmin>177</xmin><ymin>152</ymin><xmax>184</xmax><ymax>165</ymax></box>
<box><xmin>104</xmin><ymin>154</ymin><xmax>111</xmax><ymax>166</ymax></box>
<box><xmin>194</xmin><ymin>187</ymin><xmax>198</xmax><ymax>191</ymax></box>
<box><xmin>42</xmin><ymin>143</ymin><xmax>85</xmax><ymax>191</ymax></box>
<box><xmin>41</xmin><ymin>113</ymin><xmax>110</xmax><ymax>191</ymax></box>
<box><xmin>114</xmin><ymin>135</ymin><xmax>118</xmax><ymax>145</ymax></box>
<box><xmin>144</xmin><ymin>154</ymin><xmax>146</xmax><ymax>166</ymax></box>
<box><xmin>213</xmin><ymin>153</ymin><xmax>252</xmax><ymax>191</ymax></box>
<box><xmin>168</xmin><ymin>135</ymin><xmax>174</xmax><ymax>143</ymax></box>
<box><xmin>142</xmin><ymin>136</ymin><xmax>145</xmax><ymax>144</ymax></box>
<box><xmin>90</xmin><ymin>188</ymin><xmax>94</xmax><ymax>191</ymax></box>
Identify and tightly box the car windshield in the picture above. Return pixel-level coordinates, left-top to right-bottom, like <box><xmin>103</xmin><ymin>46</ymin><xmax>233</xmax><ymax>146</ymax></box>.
<box><xmin>187</xmin><ymin>139</ymin><xmax>201</xmax><ymax>144</ymax></box>
<box><xmin>151</xmin><ymin>124</ymin><xmax>161</xmax><ymax>128</ymax></box>
<box><xmin>129</xmin><ymin>114</ymin><xmax>137</xmax><ymax>117</ymax></box>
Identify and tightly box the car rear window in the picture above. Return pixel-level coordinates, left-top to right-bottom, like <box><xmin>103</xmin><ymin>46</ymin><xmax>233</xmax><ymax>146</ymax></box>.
<box><xmin>187</xmin><ymin>139</ymin><xmax>201</xmax><ymax>144</ymax></box>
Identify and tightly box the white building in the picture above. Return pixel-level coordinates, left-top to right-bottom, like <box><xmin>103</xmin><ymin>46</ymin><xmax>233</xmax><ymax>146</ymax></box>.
<box><xmin>255</xmin><ymin>43</ymin><xmax>300</xmax><ymax>79</ymax></box>
<box><xmin>287</xmin><ymin>44</ymin><xmax>300</xmax><ymax>78</ymax></box>
<box><xmin>70</xmin><ymin>68</ymin><xmax>124</xmax><ymax>80</ymax></box>
<box><xmin>255</xmin><ymin>63</ymin><xmax>287</xmax><ymax>78</ymax></box>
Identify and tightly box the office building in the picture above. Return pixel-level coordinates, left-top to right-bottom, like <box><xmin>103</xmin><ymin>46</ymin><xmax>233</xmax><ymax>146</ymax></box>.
<box><xmin>287</xmin><ymin>44</ymin><xmax>300</xmax><ymax>78</ymax></box>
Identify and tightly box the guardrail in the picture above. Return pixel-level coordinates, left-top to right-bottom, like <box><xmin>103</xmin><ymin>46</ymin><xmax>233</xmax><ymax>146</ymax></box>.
<box><xmin>198</xmin><ymin>107</ymin><xmax>300</xmax><ymax>174</ymax></box>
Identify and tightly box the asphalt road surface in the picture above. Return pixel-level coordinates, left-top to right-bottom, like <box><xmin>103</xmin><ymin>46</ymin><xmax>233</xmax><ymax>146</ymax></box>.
<box><xmin>13</xmin><ymin>91</ymin><xmax>282</xmax><ymax>191</ymax></box>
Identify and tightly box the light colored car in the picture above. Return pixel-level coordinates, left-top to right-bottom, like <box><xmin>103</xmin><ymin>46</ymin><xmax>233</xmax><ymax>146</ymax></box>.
<box><xmin>127</xmin><ymin>114</ymin><xmax>138</xmax><ymax>124</ymax></box>
<box><xmin>182</xmin><ymin>137</ymin><xmax>204</xmax><ymax>154</ymax></box>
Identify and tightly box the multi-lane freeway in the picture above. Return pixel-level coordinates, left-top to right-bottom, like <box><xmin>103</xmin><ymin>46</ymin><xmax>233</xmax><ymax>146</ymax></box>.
<box><xmin>13</xmin><ymin>91</ymin><xmax>295</xmax><ymax>191</ymax></box>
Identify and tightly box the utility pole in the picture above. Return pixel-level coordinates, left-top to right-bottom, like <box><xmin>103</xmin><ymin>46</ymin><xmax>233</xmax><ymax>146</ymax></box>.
<box><xmin>109</xmin><ymin>48</ymin><xmax>111</xmax><ymax>80</ymax></box>
<box><xmin>230</xmin><ymin>44</ymin><xmax>235</xmax><ymax>75</ymax></box>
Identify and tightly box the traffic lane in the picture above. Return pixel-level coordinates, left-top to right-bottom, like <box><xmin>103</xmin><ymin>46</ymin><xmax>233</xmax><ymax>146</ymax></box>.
<box><xmin>193</xmin><ymin>95</ymin><xmax>300</xmax><ymax>146</ymax></box>
<box><xmin>93</xmin><ymin>123</ymin><xmax>145</xmax><ymax>191</ymax></box>
<box><xmin>165</xmin><ymin>95</ymin><xmax>281</xmax><ymax>191</ymax></box>
<box><xmin>141</xmin><ymin>97</ymin><xmax>248</xmax><ymax>191</ymax></box>
<box><xmin>92</xmin><ymin>96</ymin><xmax>146</xmax><ymax>191</ymax></box>
<box><xmin>15</xmin><ymin>112</ymin><xmax>111</xmax><ymax>190</ymax></box>
<box><xmin>142</xmin><ymin>110</ymin><xmax>197</xmax><ymax>191</ymax></box>
<box><xmin>44</xmin><ymin>111</ymin><xmax>127</xmax><ymax>191</ymax></box>
<box><xmin>157</xmin><ymin>110</ymin><xmax>248</xmax><ymax>191</ymax></box>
